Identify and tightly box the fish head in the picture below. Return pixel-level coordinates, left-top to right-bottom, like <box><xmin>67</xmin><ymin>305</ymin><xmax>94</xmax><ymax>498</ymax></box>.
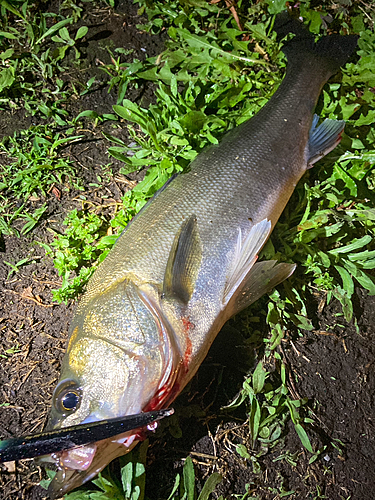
<box><xmin>48</xmin><ymin>335</ymin><xmax>145</xmax><ymax>430</ymax></box>
<box><xmin>45</xmin><ymin>278</ymin><xmax>183</xmax><ymax>496</ymax></box>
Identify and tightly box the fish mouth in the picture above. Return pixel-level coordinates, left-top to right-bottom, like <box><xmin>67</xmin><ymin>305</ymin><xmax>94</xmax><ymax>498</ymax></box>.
<box><xmin>35</xmin><ymin>409</ymin><xmax>174</xmax><ymax>498</ymax></box>
<box><xmin>47</xmin><ymin>433</ymin><xmax>139</xmax><ymax>499</ymax></box>
<box><xmin>46</xmin><ymin>408</ymin><xmax>174</xmax><ymax>497</ymax></box>
<box><xmin>46</xmin><ymin>381</ymin><xmax>182</xmax><ymax>497</ymax></box>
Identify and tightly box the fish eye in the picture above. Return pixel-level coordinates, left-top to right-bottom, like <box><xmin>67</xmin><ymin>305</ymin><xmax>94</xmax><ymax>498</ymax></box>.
<box><xmin>61</xmin><ymin>391</ymin><xmax>80</xmax><ymax>410</ymax></box>
<box><xmin>53</xmin><ymin>380</ymin><xmax>82</xmax><ymax>415</ymax></box>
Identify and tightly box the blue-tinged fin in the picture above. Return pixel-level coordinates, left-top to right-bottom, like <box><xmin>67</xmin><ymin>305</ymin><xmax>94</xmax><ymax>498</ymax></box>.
<box><xmin>163</xmin><ymin>215</ymin><xmax>202</xmax><ymax>304</ymax></box>
<box><xmin>307</xmin><ymin>114</ymin><xmax>345</xmax><ymax>168</ymax></box>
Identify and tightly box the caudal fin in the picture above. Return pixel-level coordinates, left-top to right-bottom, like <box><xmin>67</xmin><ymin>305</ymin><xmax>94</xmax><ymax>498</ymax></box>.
<box><xmin>274</xmin><ymin>11</ymin><xmax>358</xmax><ymax>77</ymax></box>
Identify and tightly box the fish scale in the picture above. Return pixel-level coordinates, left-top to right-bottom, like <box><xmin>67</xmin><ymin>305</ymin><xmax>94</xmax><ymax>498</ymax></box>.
<box><xmin>82</xmin><ymin>65</ymin><xmax>324</xmax><ymax>300</ymax></box>
<box><xmin>42</xmin><ymin>13</ymin><xmax>358</xmax><ymax>498</ymax></box>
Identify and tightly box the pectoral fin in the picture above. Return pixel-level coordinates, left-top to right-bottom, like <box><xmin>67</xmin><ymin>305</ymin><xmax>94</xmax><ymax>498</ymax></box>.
<box><xmin>163</xmin><ymin>215</ymin><xmax>202</xmax><ymax>304</ymax></box>
<box><xmin>223</xmin><ymin>219</ymin><xmax>272</xmax><ymax>306</ymax></box>
<box><xmin>227</xmin><ymin>260</ymin><xmax>296</xmax><ymax>316</ymax></box>
<box><xmin>307</xmin><ymin>114</ymin><xmax>345</xmax><ymax>167</ymax></box>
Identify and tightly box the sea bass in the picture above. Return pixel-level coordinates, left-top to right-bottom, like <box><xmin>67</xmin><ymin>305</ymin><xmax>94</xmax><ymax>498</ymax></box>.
<box><xmin>46</xmin><ymin>13</ymin><xmax>357</xmax><ymax>498</ymax></box>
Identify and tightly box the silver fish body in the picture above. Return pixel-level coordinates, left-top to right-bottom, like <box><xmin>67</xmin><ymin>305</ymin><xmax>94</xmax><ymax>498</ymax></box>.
<box><xmin>46</xmin><ymin>14</ymin><xmax>357</xmax><ymax>498</ymax></box>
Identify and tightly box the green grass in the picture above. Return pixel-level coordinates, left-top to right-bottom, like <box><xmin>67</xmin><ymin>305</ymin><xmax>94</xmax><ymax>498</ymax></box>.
<box><xmin>39</xmin><ymin>208</ymin><xmax>110</xmax><ymax>302</ymax></box>
<box><xmin>41</xmin><ymin>442</ymin><xmax>223</xmax><ymax>500</ymax></box>
<box><xmin>0</xmin><ymin>0</ymin><xmax>90</xmax><ymax>121</ymax></box>
<box><xmin>0</xmin><ymin>0</ymin><xmax>95</xmax><ymax>233</ymax></box>
<box><xmin>0</xmin><ymin>125</ymin><xmax>83</xmax><ymax>235</ymax></box>
<box><xmin>1</xmin><ymin>0</ymin><xmax>375</xmax><ymax>498</ymax></box>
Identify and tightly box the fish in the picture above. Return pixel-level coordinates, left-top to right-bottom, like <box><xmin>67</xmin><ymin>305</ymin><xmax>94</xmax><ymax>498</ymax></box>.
<box><xmin>44</xmin><ymin>12</ymin><xmax>358</xmax><ymax>498</ymax></box>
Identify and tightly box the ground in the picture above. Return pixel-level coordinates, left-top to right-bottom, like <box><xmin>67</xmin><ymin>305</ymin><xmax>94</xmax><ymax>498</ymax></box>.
<box><xmin>0</xmin><ymin>2</ymin><xmax>374</xmax><ymax>500</ymax></box>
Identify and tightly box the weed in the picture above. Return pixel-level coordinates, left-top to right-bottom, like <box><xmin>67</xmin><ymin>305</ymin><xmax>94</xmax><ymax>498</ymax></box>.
<box><xmin>0</xmin><ymin>0</ymin><xmax>90</xmax><ymax>122</ymax></box>
<box><xmin>267</xmin><ymin>471</ymin><xmax>295</xmax><ymax>497</ymax></box>
<box><xmin>42</xmin><ymin>442</ymin><xmax>222</xmax><ymax>500</ymax></box>
<box><xmin>4</xmin><ymin>257</ymin><xmax>37</xmax><ymax>279</ymax></box>
<box><xmin>19</xmin><ymin>204</ymin><xmax>48</xmax><ymax>235</ymax></box>
<box><xmin>0</xmin><ymin>343</ymin><xmax>21</xmax><ymax>358</ymax></box>
<box><xmin>0</xmin><ymin>125</ymin><xmax>82</xmax><ymax>231</ymax></box>
<box><xmin>226</xmin><ymin>359</ymin><xmax>313</xmax><ymax>455</ymax></box>
<box><xmin>39</xmin><ymin>209</ymin><xmax>110</xmax><ymax>303</ymax></box>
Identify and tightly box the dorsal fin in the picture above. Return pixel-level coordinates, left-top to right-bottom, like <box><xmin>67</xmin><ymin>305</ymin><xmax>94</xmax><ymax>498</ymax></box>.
<box><xmin>163</xmin><ymin>215</ymin><xmax>202</xmax><ymax>304</ymax></box>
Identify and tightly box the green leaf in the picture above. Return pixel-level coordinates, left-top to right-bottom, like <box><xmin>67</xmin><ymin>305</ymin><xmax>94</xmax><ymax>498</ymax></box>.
<box><xmin>0</xmin><ymin>48</ymin><xmax>14</xmax><ymax>60</ymax></box>
<box><xmin>121</xmin><ymin>462</ymin><xmax>133</xmax><ymax>497</ymax></box>
<box><xmin>75</xmin><ymin>110</ymin><xmax>100</xmax><ymax>120</ymax></box>
<box><xmin>175</xmin><ymin>28</ymin><xmax>268</xmax><ymax>65</ymax></box>
<box><xmin>197</xmin><ymin>473</ymin><xmax>222</xmax><ymax>500</ymax></box>
<box><xmin>181</xmin><ymin>110</ymin><xmax>207</xmax><ymax>134</ymax></box>
<box><xmin>0</xmin><ymin>66</ymin><xmax>15</xmax><ymax>91</ymax></box>
<box><xmin>329</xmin><ymin>235</ymin><xmax>372</xmax><ymax>255</ymax></box>
<box><xmin>348</xmin><ymin>249</ymin><xmax>375</xmax><ymax>262</ymax></box>
<box><xmin>249</xmin><ymin>398</ymin><xmax>261</xmax><ymax>445</ymax></box>
<box><xmin>335</xmin><ymin>265</ymin><xmax>354</xmax><ymax>297</ymax></box>
<box><xmin>36</xmin><ymin>18</ymin><xmax>73</xmax><ymax>44</ymax></box>
<box><xmin>183</xmin><ymin>457</ymin><xmax>195</xmax><ymax>500</ymax></box>
<box><xmin>252</xmin><ymin>361</ymin><xmax>266</xmax><ymax>394</ymax></box>
<box><xmin>294</xmin><ymin>423</ymin><xmax>313</xmax><ymax>453</ymax></box>
<box><xmin>167</xmin><ymin>474</ymin><xmax>181</xmax><ymax>500</ymax></box>
<box><xmin>58</xmin><ymin>27</ymin><xmax>72</xmax><ymax>42</ymax></box>
<box><xmin>355</xmin><ymin>109</ymin><xmax>375</xmax><ymax>126</ymax></box>
<box><xmin>0</xmin><ymin>0</ymin><xmax>25</xmax><ymax>19</ymax></box>
<box><xmin>0</xmin><ymin>30</ymin><xmax>18</xmax><ymax>39</ymax></box>
<box><xmin>332</xmin><ymin>287</ymin><xmax>353</xmax><ymax>322</ymax></box>
<box><xmin>75</xmin><ymin>26</ymin><xmax>88</xmax><ymax>40</ymax></box>
<box><xmin>354</xmin><ymin>270</ymin><xmax>375</xmax><ymax>295</ymax></box>
<box><xmin>236</xmin><ymin>443</ymin><xmax>250</xmax><ymax>459</ymax></box>
<box><xmin>266</xmin><ymin>0</ymin><xmax>287</xmax><ymax>15</ymax></box>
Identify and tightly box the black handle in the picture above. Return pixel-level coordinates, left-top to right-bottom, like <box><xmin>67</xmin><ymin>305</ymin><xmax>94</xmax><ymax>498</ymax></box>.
<box><xmin>0</xmin><ymin>408</ymin><xmax>173</xmax><ymax>462</ymax></box>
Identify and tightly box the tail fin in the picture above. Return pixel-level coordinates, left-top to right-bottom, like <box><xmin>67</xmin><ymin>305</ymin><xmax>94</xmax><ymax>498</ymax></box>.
<box><xmin>274</xmin><ymin>11</ymin><xmax>358</xmax><ymax>76</ymax></box>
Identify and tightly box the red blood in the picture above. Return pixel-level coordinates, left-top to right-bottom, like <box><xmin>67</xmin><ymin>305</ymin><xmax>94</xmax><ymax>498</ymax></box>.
<box><xmin>181</xmin><ymin>317</ymin><xmax>193</xmax><ymax>368</ymax></box>
<box><xmin>143</xmin><ymin>316</ymin><xmax>194</xmax><ymax>413</ymax></box>
<box><xmin>143</xmin><ymin>380</ymin><xmax>181</xmax><ymax>412</ymax></box>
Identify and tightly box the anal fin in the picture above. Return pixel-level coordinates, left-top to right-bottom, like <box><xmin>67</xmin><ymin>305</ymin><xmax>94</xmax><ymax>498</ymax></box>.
<box><xmin>227</xmin><ymin>260</ymin><xmax>296</xmax><ymax>316</ymax></box>
<box><xmin>307</xmin><ymin>114</ymin><xmax>345</xmax><ymax>167</ymax></box>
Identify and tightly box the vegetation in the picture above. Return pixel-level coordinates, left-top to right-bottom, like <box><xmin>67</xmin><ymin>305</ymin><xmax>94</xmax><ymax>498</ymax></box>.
<box><xmin>1</xmin><ymin>0</ymin><xmax>375</xmax><ymax>498</ymax></box>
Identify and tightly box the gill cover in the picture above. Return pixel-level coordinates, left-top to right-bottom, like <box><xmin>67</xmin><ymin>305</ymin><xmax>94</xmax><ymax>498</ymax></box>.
<box><xmin>48</xmin><ymin>278</ymin><xmax>180</xmax><ymax>430</ymax></box>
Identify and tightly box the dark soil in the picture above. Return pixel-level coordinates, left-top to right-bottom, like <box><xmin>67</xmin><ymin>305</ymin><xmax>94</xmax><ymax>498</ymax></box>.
<box><xmin>0</xmin><ymin>2</ymin><xmax>374</xmax><ymax>500</ymax></box>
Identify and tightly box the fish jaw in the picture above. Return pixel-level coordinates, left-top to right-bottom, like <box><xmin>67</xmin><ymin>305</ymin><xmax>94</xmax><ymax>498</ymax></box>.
<box><xmin>48</xmin><ymin>434</ymin><xmax>139</xmax><ymax>499</ymax></box>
